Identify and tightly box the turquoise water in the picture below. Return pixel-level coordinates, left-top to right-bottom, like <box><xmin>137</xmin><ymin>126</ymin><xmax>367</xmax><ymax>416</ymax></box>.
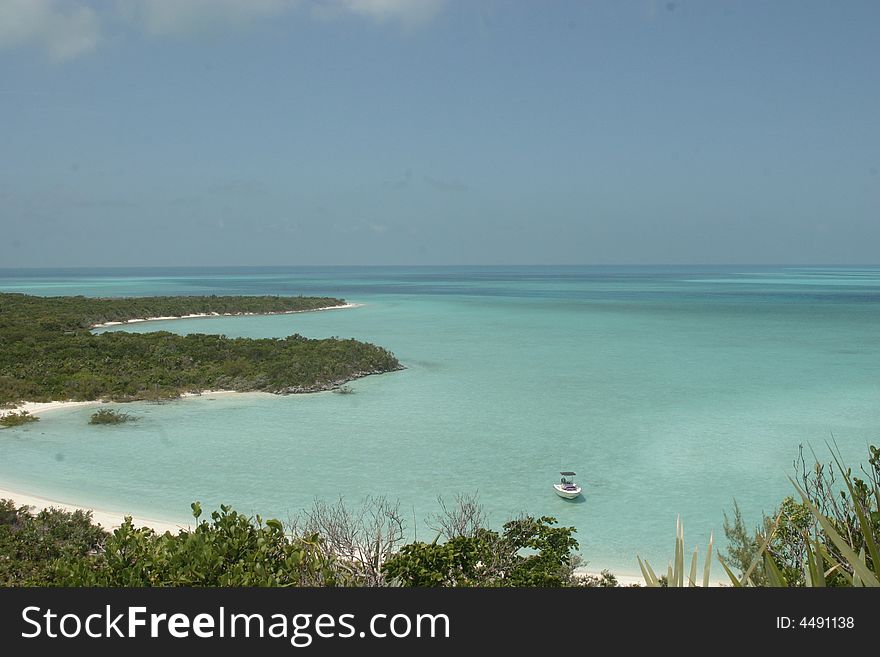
<box><xmin>1</xmin><ymin>266</ymin><xmax>879</xmax><ymax>575</ymax></box>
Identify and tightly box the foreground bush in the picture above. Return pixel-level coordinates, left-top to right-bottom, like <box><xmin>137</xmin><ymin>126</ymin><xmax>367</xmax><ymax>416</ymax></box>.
<box><xmin>643</xmin><ymin>444</ymin><xmax>880</xmax><ymax>587</ymax></box>
<box><xmin>54</xmin><ymin>503</ymin><xmax>341</xmax><ymax>587</ymax></box>
<box><xmin>0</xmin><ymin>500</ymin><xmax>107</xmax><ymax>586</ymax></box>
<box><xmin>2</xmin><ymin>499</ymin><xmax>583</xmax><ymax>587</ymax></box>
<box><xmin>383</xmin><ymin>516</ymin><xmax>580</xmax><ymax>587</ymax></box>
<box><xmin>6</xmin><ymin>443</ymin><xmax>876</xmax><ymax>588</ymax></box>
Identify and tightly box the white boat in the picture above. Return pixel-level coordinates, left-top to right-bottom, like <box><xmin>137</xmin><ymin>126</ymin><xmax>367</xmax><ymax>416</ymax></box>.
<box><xmin>554</xmin><ymin>471</ymin><xmax>582</xmax><ymax>499</ymax></box>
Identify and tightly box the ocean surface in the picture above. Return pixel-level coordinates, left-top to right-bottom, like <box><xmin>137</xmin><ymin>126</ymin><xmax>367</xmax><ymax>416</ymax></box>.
<box><xmin>1</xmin><ymin>265</ymin><xmax>879</xmax><ymax>575</ymax></box>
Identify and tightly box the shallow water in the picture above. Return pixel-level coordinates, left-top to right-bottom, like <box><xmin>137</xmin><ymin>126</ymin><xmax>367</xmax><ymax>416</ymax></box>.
<box><xmin>1</xmin><ymin>265</ymin><xmax>878</xmax><ymax>575</ymax></box>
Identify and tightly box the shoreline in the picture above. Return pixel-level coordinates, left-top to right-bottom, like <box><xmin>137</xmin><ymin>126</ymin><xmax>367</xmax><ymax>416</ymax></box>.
<box><xmin>89</xmin><ymin>302</ymin><xmax>362</xmax><ymax>329</ymax></box>
<box><xmin>0</xmin><ymin>482</ymin><xmax>652</xmax><ymax>583</ymax></box>
<box><xmin>0</xmin><ymin>390</ymin><xmax>264</xmax><ymax>535</ymax></box>
<box><xmin>0</xmin><ymin>300</ymin><xmax>377</xmax><ymax>543</ymax></box>
<box><xmin>1</xmin><ymin>301</ymin><xmax>364</xmax><ymax>420</ymax></box>
<box><xmin>0</xmin><ymin>485</ymin><xmax>190</xmax><ymax>534</ymax></box>
<box><xmin>1</xmin><ymin>398</ymin><xmax>657</xmax><ymax>584</ymax></box>
<box><xmin>575</xmin><ymin>569</ymin><xmax>645</xmax><ymax>587</ymax></box>
<box><xmin>573</xmin><ymin>568</ymin><xmax>725</xmax><ymax>587</ymax></box>
<box><xmin>0</xmin><ymin>389</ymin><xmax>253</xmax><ymax>420</ymax></box>
<box><xmin>0</xmin><ymin>299</ymin><xmax>664</xmax><ymax>584</ymax></box>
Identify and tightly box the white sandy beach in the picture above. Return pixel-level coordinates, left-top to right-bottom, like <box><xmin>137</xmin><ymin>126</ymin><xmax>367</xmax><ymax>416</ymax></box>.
<box><xmin>0</xmin><ymin>480</ymin><xmax>654</xmax><ymax>584</ymax></box>
<box><xmin>0</xmin><ymin>390</ymin><xmax>240</xmax><ymax>533</ymax></box>
<box><xmin>1</xmin><ymin>399</ymin><xmax>105</xmax><ymax>418</ymax></box>
<box><xmin>0</xmin><ymin>481</ymin><xmax>656</xmax><ymax>584</ymax></box>
<box><xmin>575</xmin><ymin>569</ymin><xmax>725</xmax><ymax>587</ymax></box>
<box><xmin>1</xmin><ymin>394</ymin><xmax>662</xmax><ymax>584</ymax></box>
<box><xmin>0</xmin><ymin>394</ymin><xmax>662</xmax><ymax>584</ymax></box>
<box><xmin>0</xmin><ymin>299</ymin><xmax>666</xmax><ymax>584</ymax></box>
<box><xmin>1</xmin><ymin>303</ymin><xmax>364</xmax><ymax>537</ymax></box>
<box><xmin>1</xmin><ymin>300</ymin><xmax>362</xmax><ymax>420</ymax></box>
<box><xmin>0</xmin><ymin>389</ymin><xmax>243</xmax><ymax>420</ymax></box>
<box><xmin>0</xmin><ymin>486</ymin><xmax>189</xmax><ymax>534</ymax></box>
<box><xmin>90</xmin><ymin>302</ymin><xmax>362</xmax><ymax>328</ymax></box>
<box><xmin>575</xmin><ymin>570</ymin><xmax>644</xmax><ymax>587</ymax></box>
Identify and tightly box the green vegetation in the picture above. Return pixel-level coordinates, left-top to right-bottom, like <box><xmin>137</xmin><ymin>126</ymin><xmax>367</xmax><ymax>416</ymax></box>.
<box><xmin>0</xmin><ymin>292</ymin><xmax>401</xmax><ymax>405</ymax></box>
<box><xmin>89</xmin><ymin>409</ymin><xmax>138</xmax><ymax>425</ymax></box>
<box><xmin>715</xmin><ymin>444</ymin><xmax>879</xmax><ymax>587</ymax></box>
<box><xmin>0</xmin><ymin>500</ymin><xmax>106</xmax><ymax>586</ymax></box>
<box><xmin>53</xmin><ymin>503</ymin><xmax>340</xmax><ymax>587</ymax></box>
<box><xmin>638</xmin><ymin>517</ymin><xmax>714</xmax><ymax>587</ymax></box>
<box><xmin>0</xmin><ymin>411</ymin><xmax>38</xmax><ymax>428</ymax></box>
<box><xmin>383</xmin><ymin>516</ymin><xmax>580</xmax><ymax>587</ymax></box>
<box><xmin>0</xmin><ymin>292</ymin><xmax>346</xmax><ymax>330</ymax></box>
<box><xmin>2</xmin><ymin>444</ymin><xmax>876</xmax><ymax>587</ymax></box>
<box><xmin>0</xmin><ymin>498</ymin><xmax>581</xmax><ymax>587</ymax></box>
<box><xmin>642</xmin><ymin>443</ymin><xmax>879</xmax><ymax>587</ymax></box>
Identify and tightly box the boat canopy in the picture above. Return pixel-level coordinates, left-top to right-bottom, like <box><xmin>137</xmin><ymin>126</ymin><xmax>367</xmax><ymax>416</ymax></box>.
<box><xmin>560</xmin><ymin>471</ymin><xmax>576</xmax><ymax>476</ymax></box>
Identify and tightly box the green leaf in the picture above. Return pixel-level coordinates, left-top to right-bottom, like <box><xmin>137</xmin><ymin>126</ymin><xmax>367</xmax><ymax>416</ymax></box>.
<box><xmin>637</xmin><ymin>556</ymin><xmax>660</xmax><ymax>587</ymax></box>
<box><xmin>763</xmin><ymin>552</ymin><xmax>788</xmax><ymax>587</ymax></box>
<box><xmin>803</xmin><ymin>537</ymin><xmax>825</xmax><ymax>587</ymax></box>
<box><xmin>739</xmin><ymin>512</ymin><xmax>780</xmax><ymax>586</ymax></box>
<box><xmin>791</xmin><ymin>479</ymin><xmax>879</xmax><ymax>587</ymax></box>
<box><xmin>702</xmin><ymin>533</ymin><xmax>714</xmax><ymax>588</ymax></box>
<box><xmin>827</xmin><ymin>448</ymin><xmax>880</xmax><ymax>580</ymax></box>
<box><xmin>674</xmin><ymin>516</ymin><xmax>684</xmax><ymax>587</ymax></box>
<box><xmin>717</xmin><ymin>555</ymin><xmax>743</xmax><ymax>587</ymax></box>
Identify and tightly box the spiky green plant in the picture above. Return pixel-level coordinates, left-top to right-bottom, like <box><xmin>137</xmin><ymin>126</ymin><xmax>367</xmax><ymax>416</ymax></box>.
<box><xmin>638</xmin><ymin>516</ymin><xmax>713</xmax><ymax>587</ymax></box>
<box><xmin>648</xmin><ymin>443</ymin><xmax>880</xmax><ymax>588</ymax></box>
<box><xmin>789</xmin><ymin>479</ymin><xmax>879</xmax><ymax>586</ymax></box>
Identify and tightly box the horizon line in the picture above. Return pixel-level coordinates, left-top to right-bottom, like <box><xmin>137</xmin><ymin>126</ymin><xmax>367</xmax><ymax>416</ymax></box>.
<box><xmin>3</xmin><ymin>263</ymin><xmax>880</xmax><ymax>272</ymax></box>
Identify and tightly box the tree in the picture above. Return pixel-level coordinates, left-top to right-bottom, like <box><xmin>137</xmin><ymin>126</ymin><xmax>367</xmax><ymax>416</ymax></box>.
<box><xmin>383</xmin><ymin>515</ymin><xmax>579</xmax><ymax>587</ymax></box>
<box><xmin>53</xmin><ymin>503</ymin><xmax>341</xmax><ymax>587</ymax></box>
<box><xmin>289</xmin><ymin>496</ymin><xmax>406</xmax><ymax>587</ymax></box>
<box><xmin>426</xmin><ymin>492</ymin><xmax>488</xmax><ymax>540</ymax></box>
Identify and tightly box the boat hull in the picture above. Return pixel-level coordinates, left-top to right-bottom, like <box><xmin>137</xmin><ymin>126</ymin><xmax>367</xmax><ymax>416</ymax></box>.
<box><xmin>553</xmin><ymin>484</ymin><xmax>582</xmax><ymax>499</ymax></box>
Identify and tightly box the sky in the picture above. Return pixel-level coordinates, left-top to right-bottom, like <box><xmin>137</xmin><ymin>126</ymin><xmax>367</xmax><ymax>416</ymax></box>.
<box><xmin>1</xmin><ymin>0</ymin><xmax>878</xmax><ymax>268</ymax></box>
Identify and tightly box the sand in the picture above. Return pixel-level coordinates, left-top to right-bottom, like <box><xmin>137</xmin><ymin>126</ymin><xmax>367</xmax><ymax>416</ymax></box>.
<box><xmin>0</xmin><ymin>485</ymin><xmax>189</xmax><ymax>534</ymax></box>
<box><xmin>90</xmin><ymin>302</ymin><xmax>362</xmax><ymax>328</ymax></box>
<box><xmin>0</xmin><ymin>302</ymin><xmax>362</xmax><ymax>543</ymax></box>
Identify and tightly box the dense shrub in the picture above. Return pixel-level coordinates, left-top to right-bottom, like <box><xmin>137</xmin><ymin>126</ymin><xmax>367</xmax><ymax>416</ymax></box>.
<box><xmin>0</xmin><ymin>411</ymin><xmax>38</xmax><ymax>427</ymax></box>
<box><xmin>0</xmin><ymin>293</ymin><xmax>401</xmax><ymax>406</ymax></box>
<box><xmin>53</xmin><ymin>504</ymin><xmax>341</xmax><ymax>587</ymax></box>
<box><xmin>0</xmin><ymin>500</ymin><xmax>107</xmax><ymax>586</ymax></box>
<box><xmin>89</xmin><ymin>409</ymin><xmax>138</xmax><ymax>425</ymax></box>
<box><xmin>718</xmin><ymin>444</ymin><xmax>880</xmax><ymax>586</ymax></box>
<box><xmin>383</xmin><ymin>516</ymin><xmax>580</xmax><ymax>587</ymax></box>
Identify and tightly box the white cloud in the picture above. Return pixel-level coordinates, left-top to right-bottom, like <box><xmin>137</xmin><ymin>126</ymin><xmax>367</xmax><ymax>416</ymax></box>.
<box><xmin>0</xmin><ymin>0</ymin><xmax>446</xmax><ymax>61</ymax></box>
<box><xmin>120</xmin><ymin>0</ymin><xmax>445</xmax><ymax>36</ymax></box>
<box><xmin>321</xmin><ymin>0</ymin><xmax>446</xmax><ymax>27</ymax></box>
<box><xmin>115</xmin><ymin>0</ymin><xmax>299</xmax><ymax>37</ymax></box>
<box><xmin>0</xmin><ymin>0</ymin><xmax>100</xmax><ymax>61</ymax></box>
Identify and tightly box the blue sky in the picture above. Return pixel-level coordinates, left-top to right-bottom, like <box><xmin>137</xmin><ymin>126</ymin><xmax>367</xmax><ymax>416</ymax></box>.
<box><xmin>1</xmin><ymin>0</ymin><xmax>878</xmax><ymax>267</ymax></box>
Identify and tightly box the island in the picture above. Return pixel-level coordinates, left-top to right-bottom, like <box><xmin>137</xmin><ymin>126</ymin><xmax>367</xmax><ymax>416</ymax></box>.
<box><xmin>0</xmin><ymin>292</ymin><xmax>402</xmax><ymax>406</ymax></box>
